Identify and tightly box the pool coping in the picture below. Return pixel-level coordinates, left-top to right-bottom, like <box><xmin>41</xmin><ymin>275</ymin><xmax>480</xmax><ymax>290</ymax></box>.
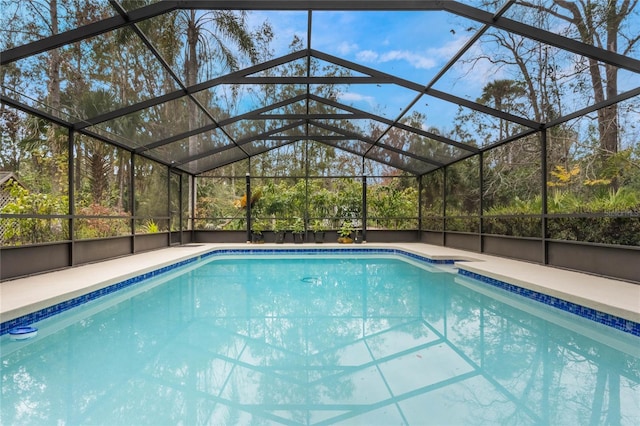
<box><xmin>1</xmin><ymin>243</ymin><xmax>639</xmax><ymax>337</ymax></box>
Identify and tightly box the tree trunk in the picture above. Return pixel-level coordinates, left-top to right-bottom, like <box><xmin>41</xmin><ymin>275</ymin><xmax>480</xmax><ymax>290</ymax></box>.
<box><xmin>47</xmin><ymin>0</ymin><xmax>64</xmax><ymax>195</ymax></box>
<box><xmin>552</xmin><ymin>0</ymin><xmax>623</xmax><ymax>155</ymax></box>
<box><xmin>186</xmin><ymin>11</ymin><xmax>199</xmax><ymax>161</ymax></box>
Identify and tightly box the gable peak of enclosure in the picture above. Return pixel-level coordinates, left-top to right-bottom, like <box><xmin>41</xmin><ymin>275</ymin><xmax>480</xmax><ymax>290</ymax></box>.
<box><xmin>3</xmin><ymin>0</ymin><xmax>638</xmax><ymax>177</ymax></box>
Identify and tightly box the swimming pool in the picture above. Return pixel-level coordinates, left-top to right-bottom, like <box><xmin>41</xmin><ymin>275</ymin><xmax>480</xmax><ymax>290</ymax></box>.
<box><xmin>1</xmin><ymin>250</ymin><xmax>639</xmax><ymax>425</ymax></box>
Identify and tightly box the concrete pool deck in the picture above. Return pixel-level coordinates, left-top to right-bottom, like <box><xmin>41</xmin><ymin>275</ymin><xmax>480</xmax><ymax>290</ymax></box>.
<box><xmin>1</xmin><ymin>243</ymin><xmax>639</xmax><ymax>326</ymax></box>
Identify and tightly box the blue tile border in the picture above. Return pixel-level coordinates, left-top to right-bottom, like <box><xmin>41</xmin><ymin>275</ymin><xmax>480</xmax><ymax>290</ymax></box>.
<box><xmin>0</xmin><ymin>248</ymin><xmax>451</xmax><ymax>336</ymax></box>
<box><xmin>458</xmin><ymin>269</ymin><xmax>640</xmax><ymax>337</ymax></box>
<box><xmin>200</xmin><ymin>247</ymin><xmax>456</xmax><ymax>264</ymax></box>
<box><xmin>2</xmin><ymin>247</ymin><xmax>636</xmax><ymax>338</ymax></box>
<box><xmin>0</xmin><ymin>257</ymin><xmax>198</xmax><ymax>336</ymax></box>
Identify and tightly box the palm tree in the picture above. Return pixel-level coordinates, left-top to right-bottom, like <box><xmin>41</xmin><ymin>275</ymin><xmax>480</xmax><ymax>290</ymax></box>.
<box><xmin>478</xmin><ymin>79</ymin><xmax>525</xmax><ymax>141</ymax></box>
<box><xmin>174</xmin><ymin>9</ymin><xmax>263</xmax><ymax>168</ymax></box>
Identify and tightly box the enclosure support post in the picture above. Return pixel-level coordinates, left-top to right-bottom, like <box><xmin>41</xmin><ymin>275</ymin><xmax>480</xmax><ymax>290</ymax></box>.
<box><xmin>417</xmin><ymin>175</ymin><xmax>423</xmax><ymax>240</ymax></box>
<box><xmin>479</xmin><ymin>151</ymin><xmax>484</xmax><ymax>253</ymax></box>
<box><xmin>131</xmin><ymin>154</ymin><xmax>136</xmax><ymax>253</ymax></box>
<box><xmin>190</xmin><ymin>174</ymin><xmax>196</xmax><ymax>241</ymax></box>
<box><xmin>246</xmin><ymin>173</ymin><xmax>251</xmax><ymax>243</ymax></box>
<box><xmin>442</xmin><ymin>166</ymin><xmax>447</xmax><ymax>247</ymax></box>
<box><xmin>178</xmin><ymin>173</ymin><xmax>184</xmax><ymax>245</ymax></box>
<box><xmin>167</xmin><ymin>166</ymin><xmax>171</xmax><ymax>247</ymax></box>
<box><xmin>362</xmin><ymin>174</ymin><xmax>367</xmax><ymax>243</ymax></box>
<box><xmin>68</xmin><ymin>129</ymin><xmax>75</xmax><ymax>266</ymax></box>
<box><xmin>305</xmin><ymin>139</ymin><xmax>310</xmax><ymax>236</ymax></box>
<box><xmin>541</xmin><ymin>129</ymin><xmax>548</xmax><ymax>264</ymax></box>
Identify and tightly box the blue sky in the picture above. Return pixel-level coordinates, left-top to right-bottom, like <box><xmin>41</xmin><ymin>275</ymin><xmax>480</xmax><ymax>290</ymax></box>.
<box><xmin>244</xmin><ymin>10</ymin><xmax>479</xmax><ymax>132</ymax></box>
<box><xmin>3</xmin><ymin>2</ymin><xmax>638</xmax><ymax>143</ymax></box>
<box><xmin>243</xmin><ymin>7</ymin><xmax>640</xmax><ymax>138</ymax></box>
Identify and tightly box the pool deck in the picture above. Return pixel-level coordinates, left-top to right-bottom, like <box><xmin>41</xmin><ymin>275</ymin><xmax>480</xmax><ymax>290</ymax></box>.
<box><xmin>1</xmin><ymin>243</ymin><xmax>639</xmax><ymax>325</ymax></box>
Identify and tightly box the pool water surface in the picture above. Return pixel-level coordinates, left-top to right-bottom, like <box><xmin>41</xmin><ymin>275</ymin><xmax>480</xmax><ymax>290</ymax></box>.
<box><xmin>1</xmin><ymin>254</ymin><xmax>639</xmax><ymax>425</ymax></box>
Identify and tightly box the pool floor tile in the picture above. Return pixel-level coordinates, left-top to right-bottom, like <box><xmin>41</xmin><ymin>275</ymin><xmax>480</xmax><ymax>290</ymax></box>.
<box><xmin>377</xmin><ymin>342</ymin><xmax>475</xmax><ymax>396</ymax></box>
<box><xmin>365</xmin><ymin>321</ymin><xmax>439</xmax><ymax>360</ymax></box>
<box><xmin>399</xmin><ymin>374</ymin><xmax>538</xmax><ymax>426</ymax></box>
<box><xmin>332</xmin><ymin>405</ymin><xmax>407</xmax><ymax>425</ymax></box>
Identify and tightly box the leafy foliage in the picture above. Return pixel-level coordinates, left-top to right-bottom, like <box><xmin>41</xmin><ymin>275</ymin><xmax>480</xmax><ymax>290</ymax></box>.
<box><xmin>1</xmin><ymin>180</ymin><xmax>68</xmax><ymax>245</ymax></box>
<box><xmin>74</xmin><ymin>204</ymin><xmax>130</xmax><ymax>239</ymax></box>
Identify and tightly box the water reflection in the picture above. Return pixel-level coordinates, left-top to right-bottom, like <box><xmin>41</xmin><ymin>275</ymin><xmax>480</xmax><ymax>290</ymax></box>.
<box><xmin>1</xmin><ymin>256</ymin><xmax>638</xmax><ymax>425</ymax></box>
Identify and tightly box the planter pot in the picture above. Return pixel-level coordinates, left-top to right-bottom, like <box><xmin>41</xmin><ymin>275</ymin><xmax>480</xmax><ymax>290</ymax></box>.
<box><xmin>293</xmin><ymin>233</ymin><xmax>304</xmax><ymax>244</ymax></box>
<box><xmin>314</xmin><ymin>231</ymin><xmax>325</xmax><ymax>243</ymax></box>
<box><xmin>275</xmin><ymin>231</ymin><xmax>285</xmax><ymax>244</ymax></box>
<box><xmin>251</xmin><ymin>233</ymin><xmax>264</xmax><ymax>244</ymax></box>
<box><xmin>354</xmin><ymin>232</ymin><xmax>362</xmax><ymax>244</ymax></box>
<box><xmin>337</xmin><ymin>237</ymin><xmax>353</xmax><ymax>244</ymax></box>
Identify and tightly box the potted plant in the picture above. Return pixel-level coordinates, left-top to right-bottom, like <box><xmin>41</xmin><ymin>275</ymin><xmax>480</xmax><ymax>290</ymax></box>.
<box><xmin>292</xmin><ymin>217</ymin><xmax>305</xmax><ymax>244</ymax></box>
<box><xmin>353</xmin><ymin>228</ymin><xmax>363</xmax><ymax>244</ymax></box>
<box><xmin>311</xmin><ymin>220</ymin><xmax>326</xmax><ymax>243</ymax></box>
<box><xmin>274</xmin><ymin>219</ymin><xmax>287</xmax><ymax>244</ymax></box>
<box><xmin>251</xmin><ymin>220</ymin><xmax>266</xmax><ymax>244</ymax></box>
<box><xmin>338</xmin><ymin>221</ymin><xmax>354</xmax><ymax>243</ymax></box>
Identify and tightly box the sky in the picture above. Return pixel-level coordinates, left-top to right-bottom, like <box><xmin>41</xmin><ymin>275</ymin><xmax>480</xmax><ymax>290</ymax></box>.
<box><xmin>242</xmin><ymin>6</ymin><xmax>640</xmax><ymax>137</ymax></box>
<box><xmin>243</xmin><ymin>9</ymin><xmax>484</xmax><ymax>132</ymax></box>
<box><xmin>3</xmin><ymin>1</ymin><xmax>639</xmax><ymax>143</ymax></box>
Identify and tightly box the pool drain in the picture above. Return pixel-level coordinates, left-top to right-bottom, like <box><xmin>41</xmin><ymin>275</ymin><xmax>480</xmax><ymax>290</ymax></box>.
<box><xmin>301</xmin><ymin>276</ymin><xmax>320</xmax><ymax>284</ymax></box>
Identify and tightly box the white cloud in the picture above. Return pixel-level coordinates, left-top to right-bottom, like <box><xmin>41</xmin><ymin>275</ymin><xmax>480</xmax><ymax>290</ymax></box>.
<box><xmin>427</xmin><ymin>35</ymin><xmax>471</xmax><ymax>60</ymax></box>
<box><xmin>355</xmin><ymin>36</ymin><xmax>468</xmax><ymax>73</ymax></box>
<box><xmin>337</xmin><ymin>91</ymin><xmax>376</xmax><ymax>106</ymax></box>
<box><xmin>380</xmin><ymin>50</ymin><xmax>436</xmax><ymax>70</ymax></box>
<box><xmin>356</xmin><ymin>50</ymin><xmax>379</xmax><ymax>63</ymax></box>
<box><xmin>337</xmin><ymin>41</ymin><xmax>359</xmax><ymax>55</ymax></box>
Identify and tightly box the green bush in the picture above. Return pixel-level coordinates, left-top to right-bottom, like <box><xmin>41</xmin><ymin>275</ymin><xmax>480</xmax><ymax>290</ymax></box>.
<box><xmin>1</xmin><ymin>181</ymin><xmax>69</xmax><ymax>245</ymax></box>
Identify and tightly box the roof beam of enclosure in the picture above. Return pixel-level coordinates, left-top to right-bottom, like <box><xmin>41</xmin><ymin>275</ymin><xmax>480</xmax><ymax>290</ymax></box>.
<box><xmin>425</xmin><ymin>0</ymin><xmax>514</xmax><ymax>93</ymax></box>
<box><xmin>258</xmin><ymin>135</ymin><xmax>357</xmax><ymax>141</ymax></box>
<box><xmin>109</xmin><ymin>0</ymin><xmax>186</xmax><ymax>91</ymax></box>
<box><xmin>225</xmin><ymin>76</ymin><xmax>394</xmax><ymax>84</ymax></box>
<box><xmin>368</xmin><ymin>1</ymin><xmax>514</xmax><ymax>163</ymax></box>
<box><xmin>73</xmin><ymin>91</ymin><xmax>184</xmax><ymax>130</ymax></box>
<box><xmin>217</xmin><ymin>95</ymin><xmax>308</xmax><ymax>127</ymax></box>
<box><xmin>189</xmin><ymin>140</ymin><xmax>298</xmax><ymax>175</ymax></box>
<box><xmin>308</xmin><ymin>94</ymin><xmax>479</xmax><ymax>154</ymax></box>
<box><xmin>311</xmin><ymin>50</ymin><xmax>542</xmax><ymax>129</ymax></box>
<box><xmin>139</xmin><ymin>94</ymin><xmax>309</xmax><ymax>152</ymax></box>
<box><xmin>251</xmin><ymin>113</ymin><xmax>369</xmax><ymax>120</ymax></box>
<box><xmin>474</xmin><ymin>88</ymin><xmax>640</xmax><ymax>155</ymax></box>
<box><xmin>318</xmin><ymin>138</ymin><xmax>421</xmax><ymax>175</ymax></box>
<box><xmin>72</xmin><ymin>50</ymin><xmax>308</xmax><ymax>129</ymax></box>
<box><xmin>443</xmin><ymin>2</ymin><xmax>640</xmax><ymax>73</ymax></box>
<box><xmin>308</xmin><ymin>121</ymin><xmax>377</xmax><ymax>145</ymax></box>
<box><xmin>174</xmin><ymin>121</ymin><xmax>306</xmax><ymax>166</ymax></box>
<box><xmin>171</xmin><ymin>0</ymin><xmax>444</xmax><ymax>11</ymax></box>
<box><xmin>110</xmin><ymin>1</ymin><xmax>250</xmax><ymax>161</ymax></box>
<box><xmin>0</xmin><ymin>1</ymin><xmax>178</xmax><ymax>65</ymax></box>
<box><xmin>0</xmin><ymin>95</ymin><xmax>73</xmax><ymax>129</ymax></box>
<box><xmin>234</xmin><ymin>121</ymin><xmax>307</xmax><ymax>146</ymax></box>
<box><xmin>5</xmin><ymin>0</ymin><xmax>638</xmax><ymax>76</ymax></box>
<box><xmin>0</xmin><ymin>94</ymin><xmax>181</xmax><ymax>171</ymax></box>
<box><xmin>309</xmin><ymin>120</ymin><xmax>444</xmax><ymax>168</ymax></box>
<box><xmin>545</xmin><ymin>86</ymin><xmax>640</xmax><ymax>129</ymax></box>
<box><xmin>134</xmin><ymin>123</ymin><xmax>222</xmax><ymax>153</ymax></box>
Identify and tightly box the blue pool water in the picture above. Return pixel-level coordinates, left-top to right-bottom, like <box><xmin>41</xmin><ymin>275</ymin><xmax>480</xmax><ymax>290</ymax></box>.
<box><xmin>1</xmin><ymin>253</ymin><xmax>639</xmax><ymax>425</ymax></box>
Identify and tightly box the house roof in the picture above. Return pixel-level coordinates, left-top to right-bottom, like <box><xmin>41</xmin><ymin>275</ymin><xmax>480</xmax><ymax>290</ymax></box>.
<box><xmin>0</xmin><ymin>172</ymin><xmax>23</xmax><ymax>188</ymax></box>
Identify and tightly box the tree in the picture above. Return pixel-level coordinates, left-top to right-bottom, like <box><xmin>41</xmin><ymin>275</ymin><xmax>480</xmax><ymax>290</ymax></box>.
<box><xmin>478</xmin><ymin>79</ymin><xmax>527</xmax><ymax>141</ymax></box>
<box><xmin>520</xmin><ymin>0</ymin><xmax>639</xmax><ymax>157</ymax></box>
